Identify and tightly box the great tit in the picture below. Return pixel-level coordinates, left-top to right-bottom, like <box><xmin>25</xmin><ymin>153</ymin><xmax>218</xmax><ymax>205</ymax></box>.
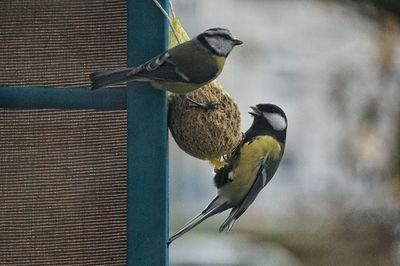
<box><xmin>168</xmin><ymin>103</ymin><xmax>287</xmax><ymax>244</ymax></box>
<box><xmin>90</xmin><ymin>28</ymin><xmax>242</xmax><ymax>93</ymax></box>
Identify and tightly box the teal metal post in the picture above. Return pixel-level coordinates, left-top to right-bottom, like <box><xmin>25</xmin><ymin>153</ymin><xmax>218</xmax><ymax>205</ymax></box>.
<box><xmin>127</xmin><ymin>0</ymin><xmax>169</xmax><ymax>265</ymax></box>
<box><xmin>0</xmin><ymin>1</ymin><xmax>169</xmax><ymax>263</ymax></box>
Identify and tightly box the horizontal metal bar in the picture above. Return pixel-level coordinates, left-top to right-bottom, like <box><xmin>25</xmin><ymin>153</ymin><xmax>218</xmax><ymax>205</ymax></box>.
<box><xmin>0</xmin><ymin>86</ymin><xmax>126</xmax><ymax>110</ymax></box>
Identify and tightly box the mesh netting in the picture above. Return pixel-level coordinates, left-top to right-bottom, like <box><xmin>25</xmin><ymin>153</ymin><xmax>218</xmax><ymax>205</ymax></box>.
<box><xmin>0</xmin><ymin>110</ymin><xmax>127</xmax><ymax>265</ymax></box>
<box><xmin>0</xmin><ymin>0</ymin><xmax>127</xmax><ymax>88</ymax></box>
<box><xmin>0</xmin><ymin>1</ymin><xmax>128</xmax><ymax>265</ymax></box>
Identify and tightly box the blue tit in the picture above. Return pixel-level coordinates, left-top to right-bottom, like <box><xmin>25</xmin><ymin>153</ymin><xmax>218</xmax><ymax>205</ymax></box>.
<box><xmin>168</xmin><ymin>103</ymin><xmax>288</xmax><ymax>244</ymax></box>
<box><xmin>90</xmin><ymin>28</ymin><xmax>242</xmax><ymax>93</ymax></box>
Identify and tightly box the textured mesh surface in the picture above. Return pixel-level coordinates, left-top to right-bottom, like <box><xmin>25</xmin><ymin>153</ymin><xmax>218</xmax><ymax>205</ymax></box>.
<box><xmin>0</xmin><ymin>110</ymin><xmax>127</xmax><ymax>265</ymax></box>
<box><xmin>168</xmin><ymin>81</ymin><xmax>241</xmax><ymax>161</ymax></box>
<box><xmin>0</xmin><ymin>0</ymin><xmax>127</xmax><ymax>88</ymax></box>
<box><xmin>0</xmin><ymin>0</ymin><xmax>128</xmax><ymax>265</ymax></box>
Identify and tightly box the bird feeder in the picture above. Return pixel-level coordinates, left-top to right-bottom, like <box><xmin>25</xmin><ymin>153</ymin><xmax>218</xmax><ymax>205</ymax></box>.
<box><xmin>0</xmin><ymin>1</ymin><xmax>168</xmax><ymax>265</ymax></box>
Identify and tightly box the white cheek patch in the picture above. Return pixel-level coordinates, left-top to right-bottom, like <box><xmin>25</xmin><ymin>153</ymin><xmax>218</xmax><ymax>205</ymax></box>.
<box><xmin>263</xmin><ymin>113</ymin><xmax>287</xmax><ymax>131</ymax></box>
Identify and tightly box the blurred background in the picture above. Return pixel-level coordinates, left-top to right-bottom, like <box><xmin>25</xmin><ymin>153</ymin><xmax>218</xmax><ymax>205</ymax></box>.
<box><xmin>168</xmin><ymin>0</ymin><xmax>400</xmax><ymax>265</ymax></box>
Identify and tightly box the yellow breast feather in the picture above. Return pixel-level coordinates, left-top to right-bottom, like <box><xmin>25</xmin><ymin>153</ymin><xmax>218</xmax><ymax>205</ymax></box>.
<box><xmin>230</xmin><ymin>136</ymin><xmax>281</xmax><ymax>186</ymax></box>
<box><xmin>214</xmin><ymin>56</ymin><xmax>226</xmax><ymax>75</ymax></box>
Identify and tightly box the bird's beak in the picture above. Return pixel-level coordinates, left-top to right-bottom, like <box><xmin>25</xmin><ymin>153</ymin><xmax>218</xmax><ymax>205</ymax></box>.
<box><xmin>233</xmin><ymin>39</ymin><xmax>243</xmax><ymax>46</ymax></box>
<box><xmin>249</xmin><ymin>106</ymin><xmax>261</xmax><ymax>116</ymax></box>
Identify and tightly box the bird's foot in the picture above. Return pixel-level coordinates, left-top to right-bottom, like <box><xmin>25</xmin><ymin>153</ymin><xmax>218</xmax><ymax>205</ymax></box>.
<box><xmin>186</xmin><ymin>98</ymin><xmax>218</xmax><ymax>111</ymax></box>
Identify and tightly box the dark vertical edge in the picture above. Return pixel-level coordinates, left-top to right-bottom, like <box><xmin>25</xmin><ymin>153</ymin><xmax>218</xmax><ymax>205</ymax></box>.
<box><xmin>126</xmin><ymin>0</ymin><xmax>169</xmax><ymax>266</ymax></box>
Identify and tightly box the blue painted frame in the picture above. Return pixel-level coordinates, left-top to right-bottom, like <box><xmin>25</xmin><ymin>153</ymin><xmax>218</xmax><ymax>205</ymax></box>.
<box><xmin>0</xmin><ymin>0</ymin><xmax>169</xmax><ymax>265</ymax></box>
<box><xmin>126</xmin><ymin>0</ymin><xmax>169</xmax><ymax>265</ymax></box>
<box><xmin>0</xmin><ymin>87</ymin><xmax>126</xmax><ymax>110</ymax></box>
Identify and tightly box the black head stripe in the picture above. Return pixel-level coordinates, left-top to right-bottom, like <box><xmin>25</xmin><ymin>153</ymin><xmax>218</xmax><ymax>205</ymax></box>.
<box><xmin>205</xmin><ymin>28</ymin><xmax>230</xmax><ymax>34</ymax></box>
<box><xmin>202</xmin><ymin>28</ymin><xmax>233</xmax><ymax>39</ymax></box>
<box><xmin>197</xmin><ymin>28</ymin><xmax>237</xmax><ymax>56</ymax></box>
<box><xmin>197</xmin><ymin>34</ymin><xmax>222</xmax><ymax>55</ymax></box>
<box><xmin>218</xmin><ymin>33</ymin><xmax>232</xmax><ymax>40</ymax></box>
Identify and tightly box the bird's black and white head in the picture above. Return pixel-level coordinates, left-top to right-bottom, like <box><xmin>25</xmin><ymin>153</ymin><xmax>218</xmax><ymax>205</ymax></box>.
<box><xmin>196</xmin><ymin>28</ymin><xmax>243</xmax><ymax>57</ymax></box>
<box><xmin>248</xmin><ymin>103</ymin><xmax>287</xmax><ymax>143</ymax></box>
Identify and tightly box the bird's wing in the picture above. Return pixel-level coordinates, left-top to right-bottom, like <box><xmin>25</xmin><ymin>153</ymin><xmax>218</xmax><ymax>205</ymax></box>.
<box><xmin>126</xmin><ymin>51</ymin><xmax>190</xmax><ymax>82</ymax></box>
<box><xmin>127</xmin><ymin>41</ymin><xmax>220</xmax><ymax>84</ymax></box>
<box><xmin>219</xmin><ymin>155</ymin><xmax>280</xmax><ymax>232</ymax></box>
<box><xmin>168</xmin><ymin>195</ymin><xmax>230</xmax><ymax>245</ymax></box>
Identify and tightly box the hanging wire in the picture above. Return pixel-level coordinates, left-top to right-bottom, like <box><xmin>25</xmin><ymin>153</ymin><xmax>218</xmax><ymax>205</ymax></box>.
<box><xmin>168</xmin><ymin>0</ymin><xmax>176</xmax><ymax>18</ymax></box>
<box><xmin>152</xmin><ymin>0</ymin><xmax>181</xmax><ymax>44</ymax></box>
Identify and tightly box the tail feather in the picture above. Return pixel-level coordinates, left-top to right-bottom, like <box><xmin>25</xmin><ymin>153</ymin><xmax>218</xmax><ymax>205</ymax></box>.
<box><xmin>89</xmin><ymin>67</ymin><xmax>133</xmax><ymax>90</ymax></box>
<box><xmin>168</xmin><ymin>196</ymin><xmax>229</xmax><ymax>245</ymax></box>
<box><xmin>219</xmin><ymin>207</ymin><xmax>244</xmax><ymax>232</ymax></box>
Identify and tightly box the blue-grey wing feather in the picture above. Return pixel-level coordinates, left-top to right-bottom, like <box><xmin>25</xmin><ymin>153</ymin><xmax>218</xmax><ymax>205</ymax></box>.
<box><xmin>127</xmin><ymin>51</ymin><xmax>189</xmax><ymax>82</ymax></box>
<box><xmin>219</xmin><ymin>156</ymin><xmax>278</xmax><ymax>232</ymax></box>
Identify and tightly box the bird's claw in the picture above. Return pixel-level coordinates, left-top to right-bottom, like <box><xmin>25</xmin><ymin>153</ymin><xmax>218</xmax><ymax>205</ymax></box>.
<box><xmin>186</xmin><ymin>98</ymin><xmax>218</xmax><ymax>111</ymax></box>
